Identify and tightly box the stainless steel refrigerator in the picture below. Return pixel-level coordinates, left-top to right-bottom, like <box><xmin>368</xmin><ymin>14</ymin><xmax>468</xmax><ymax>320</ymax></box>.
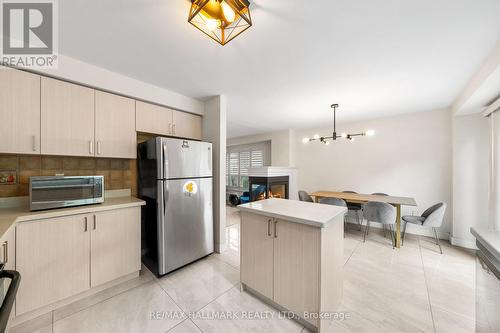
<box><xmin>137</xmin><ymin>137</ymin><xmax>213</xmax><ymax>276</ymax></box>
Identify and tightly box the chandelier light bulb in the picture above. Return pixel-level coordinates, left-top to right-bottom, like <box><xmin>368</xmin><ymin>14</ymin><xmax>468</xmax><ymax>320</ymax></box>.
<box><xmin>313</xmin><ymin>134</ymin><xmax>320</xmax><ymax>140</ymax></box>
<box><xmin>365</xmin><ymin>130</ymin><xmax>375</xmax><ymax>137</ymax></box>
<box><xmin>205</xmin><ymin>18</ymin><xmax>218</xmax><ymax>31</ymax></box>
<box><xmin>325</xmin><ymin>141</ymin><xmax>330</xmax><ymax>146</ymax></box>
<box><xmin>221</xmin><ymin>1</ymin><xmax>236</xmax><ymax>23</ymax></box>
<box><xmin>341</xmin><ymin>133</ymin><xmax>347</xmax><ymax>138</ymax></box>
<box><xmin>302</xmin><ymin>137</ymin><xmax>310</xmax><ymax>144</ymax></box>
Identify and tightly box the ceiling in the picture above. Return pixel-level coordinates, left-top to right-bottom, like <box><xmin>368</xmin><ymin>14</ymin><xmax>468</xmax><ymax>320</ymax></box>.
<box><xmin>59</xmin><ymin>0</ymin><xmax>500</xmax><ymax>138</ymax></box>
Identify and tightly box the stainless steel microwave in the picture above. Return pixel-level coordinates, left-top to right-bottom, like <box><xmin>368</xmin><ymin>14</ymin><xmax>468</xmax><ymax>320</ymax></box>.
<box><xmin>29</xmin><ymin>176</ymin><xmax>104</xmax><ymax>211</ymax></box>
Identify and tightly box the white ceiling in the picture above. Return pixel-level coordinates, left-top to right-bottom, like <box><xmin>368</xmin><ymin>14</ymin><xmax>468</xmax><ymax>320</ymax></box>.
<box><xmin>59</xmin><ymin>0</ymin><xmax>500</xmax><ymax>138</ymax></box>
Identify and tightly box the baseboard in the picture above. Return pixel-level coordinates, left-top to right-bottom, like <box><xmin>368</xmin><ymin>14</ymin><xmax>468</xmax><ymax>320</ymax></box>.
<box><xmin>450</xmin><ymin>236</ymin><xmax>478</xmax><ymax>250</ymax></box>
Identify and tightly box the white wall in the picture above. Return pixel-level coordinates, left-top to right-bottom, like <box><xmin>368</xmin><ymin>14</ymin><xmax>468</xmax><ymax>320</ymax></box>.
<box><xmin>35</xmin><ymin>54</ymin><xmax>205</xmax><ymax>115</ymax></box>
<box><xmin>295</xmin><ymin>109</ymin><xmax>453</xmax><ymax>238</ymax></box>
<box><xmin>203</xmin><ymin>96</ymin><xmax>227</xmax><ymax>253</ymax></box>
<box><xmin>451</xmin><ymin>113</ymin><xmax>489</xmax><ymax>248</ymax></box>
<box><xmin>227</xmin><ymin>129</ymin><xmax>295</xmax><ymax>167</ymax></box>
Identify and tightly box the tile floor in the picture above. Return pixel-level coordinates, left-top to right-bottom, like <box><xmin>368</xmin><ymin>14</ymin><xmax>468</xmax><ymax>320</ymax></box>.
<box><xmin>10</xmin><ymin>207</ymin><xmax>477</xmax><ymax>333</ymax></box>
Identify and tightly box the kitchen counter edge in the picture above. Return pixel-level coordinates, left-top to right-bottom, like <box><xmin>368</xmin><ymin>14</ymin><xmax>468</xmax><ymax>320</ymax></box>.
<box><xmin>0</xmin><ymin>196</ymin><xmax>145</xmax><ymax>239</ymax></box>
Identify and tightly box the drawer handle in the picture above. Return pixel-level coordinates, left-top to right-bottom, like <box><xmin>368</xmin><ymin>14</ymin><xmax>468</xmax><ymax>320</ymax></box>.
<box><xmin>84</xmin><ymin>217</ymin><xmax>88</xmax><ymax>232</ymax></box>
<box><xmin>97</xmin><ymin>141</ymin><xmax>101</xmax><ymax>155</ymax></box>
<box><xmin>93</xmin><ymin>215</ymin><xmax>96</xmax><ymax>230</ymax></box>
<box><xmin>274</xmin><ymin>220</ymin><xmax>278</xmax><ymax>238</ymax></box>
<box><xmin>4</xmin><ymin>241</ymin><xmax>7</xmax><ymax>264</ymax></box>
<box><xmin>267</xmin><ymin>219</ymin><xmax>271</xmax><ymax>236</ymax></box>
<box><xmin>89</xmin><ymin>141</ymin><xmax>94</xmax><ymax>155</ymax></box>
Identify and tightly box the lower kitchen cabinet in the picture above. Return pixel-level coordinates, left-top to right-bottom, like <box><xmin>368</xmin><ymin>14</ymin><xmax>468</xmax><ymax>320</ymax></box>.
<box><xmin>240</xmin><ymin>211</ymin><xmax>344</xmax><ymax>332</ymax></box>
<box><xmin>90</xmin><ymin>207</ymin><xmax>141</xmax><ymax>287</ymax></box>
<box><xmin>14</xmin><ymin>206</ymin><xmax>142</xmax><ymax>316</ymax></box>
<box><xmin>16</xmin><ymin>214</ymin><xmax>91</xmax><ymax>314</ymax></box>
<box><xmin>273</xmin><ymin>219</ymin><xmax>320</xmax><ymax>324</ymax></box>
<box><xmin>240</xmin><ymin>213</ymin><xmax>274</xmax><ymax>299</ymax></box>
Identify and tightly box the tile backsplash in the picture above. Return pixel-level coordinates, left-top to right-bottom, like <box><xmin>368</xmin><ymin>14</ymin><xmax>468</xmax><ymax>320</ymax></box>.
<box><xmin>0</xmin><ymin>155</ymin><xmax>137</xmax><ymax>198</ymax></box>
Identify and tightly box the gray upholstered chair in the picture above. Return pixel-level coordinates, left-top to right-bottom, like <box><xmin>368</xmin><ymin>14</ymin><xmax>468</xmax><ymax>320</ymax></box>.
<box><xmin>362</xmin><ymin>201</ymin><xmax>397</xmax><ymax>248</ymax></box>
<box><xmin>298</xmin><ymin>190</ymin><xmax>314</xmax><ymax>202</ymax></box>
<box><xmin>319</xmin><ymin>197</ymin><xmax>348</xmax><ymax>234</ymax></box>
<box><xmin>402</xmin><ymin>203</ymin><xmax>446</xmax><ymax>254</ymax></box>
<box><xmin>342</xmin><ymin>190</ymin><xmax>363</xmax><ymax>230</ymax></box>
<box><xmin>371</xmin><ymin>193</ymin><xmax>389</xmax><ymax>236</ymax></box>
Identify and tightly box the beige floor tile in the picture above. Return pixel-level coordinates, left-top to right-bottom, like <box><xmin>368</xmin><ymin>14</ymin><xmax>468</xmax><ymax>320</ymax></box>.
<box><xmin>53</xmin><ymin>268</ymin><xmax>154</xmax><ymax>321</ymax></box>
<box><xmin>167</xmin><ymin>319</ymin><xmax>202</xmax><ymax>333</ymax></box>
<box><xmin>9</xmin><ymin>312</ymin><xmax>52</xmax><ymax>333</ymax></box>
<box><xmin>432</xmin><ymin>307</ymin><xmax>477</xmax><ymax>333</ymax></box>
<box><xmin>53</xmin><ymin>281</ymin><xmax>184</xmax><ymax>333</ymax></box>
<box><xmin>156</xmin><ymin>256</ymin><xmax>240</xmax><ymax>313</ymax></box>
<box><xmin>192</xmin><ymin>287</ymin><xmax>303</xmax><ymax>333</ymax></box>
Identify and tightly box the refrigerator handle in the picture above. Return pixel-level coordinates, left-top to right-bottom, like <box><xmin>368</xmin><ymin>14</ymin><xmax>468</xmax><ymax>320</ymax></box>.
<box><xmin>162</xmin><ymin>142</ymin><xmax>167</xmax><ymax>179</ymax></box>
<box><xmin>163</xmin><ymin>181</ymin><xmax>167</xmax><ymax>217</ymax></box>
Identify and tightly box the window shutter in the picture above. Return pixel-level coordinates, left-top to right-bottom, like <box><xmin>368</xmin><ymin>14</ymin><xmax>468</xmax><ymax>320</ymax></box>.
<box><xmin>251</xmin><ymin>150</ymin><xmax>264</xmax><ymax>167</ymax></box>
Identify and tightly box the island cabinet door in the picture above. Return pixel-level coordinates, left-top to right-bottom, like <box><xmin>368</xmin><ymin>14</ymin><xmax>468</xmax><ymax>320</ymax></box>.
<box><xmin>273</xmin><ymin>219</ymin><xmax>321</xmax><ymax>326</ymax></box>
<box><xmin>240</xmin><ymin>212</ymin><xmax>274</xmax><ymax>300</ymax></box>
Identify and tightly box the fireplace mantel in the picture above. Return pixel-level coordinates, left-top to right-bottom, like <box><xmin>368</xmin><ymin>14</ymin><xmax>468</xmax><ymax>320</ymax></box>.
<box><xmin>248</xmin><ymin>166</ymin><xmax>297</xmax><ymax>177</ymax></box>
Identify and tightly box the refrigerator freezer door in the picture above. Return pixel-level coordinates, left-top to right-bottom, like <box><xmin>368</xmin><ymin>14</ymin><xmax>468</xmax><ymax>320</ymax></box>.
<box><xmin>159</xmin><ymin>137</ymin><xmax>212</xmax><ymax>179</ymax></box>
<box><xmin>157</xmin><ymin>178</ymin><xmax>214</xmax><ymax>275</ymax></box>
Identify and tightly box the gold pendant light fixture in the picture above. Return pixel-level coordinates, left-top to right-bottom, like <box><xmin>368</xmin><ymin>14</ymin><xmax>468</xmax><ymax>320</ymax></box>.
<box><xmin>188</xmin><ymin>0</ymin><xmax>252</xmax><ymax>45</ymax></box>
<box><xmin>302</xmin><ymin>104</ymin><xmax>375</xmax><ymax>145</ymax></box>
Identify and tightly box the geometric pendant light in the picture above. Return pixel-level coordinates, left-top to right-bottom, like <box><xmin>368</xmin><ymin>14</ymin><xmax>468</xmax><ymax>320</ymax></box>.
<box><xmin>188</xmin><ymin>0</ymin><xmax>252</xmax><ymax>45</ymax></box>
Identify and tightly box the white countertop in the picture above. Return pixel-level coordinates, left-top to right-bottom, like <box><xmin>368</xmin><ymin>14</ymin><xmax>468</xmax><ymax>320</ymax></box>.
<box><xmin>0</xmin><ymin>196</ymin><xmax>145</xmax><ymax>239</ymax></box>
<box><xmin>237</xmin><ymin>198</ymin><xmax>347</xmax><ymax>228</ymax></box>
<box><xmin>471</xmin><ymin>227</ymin><xmax>500</xmax><ymax>261</ymax></box>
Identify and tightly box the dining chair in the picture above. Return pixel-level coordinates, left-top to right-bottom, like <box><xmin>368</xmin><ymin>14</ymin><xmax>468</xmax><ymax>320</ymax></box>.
<box><xmin>371</xmin><ymin>193</ymin><xmax>389</xmax><ymax>237</ymax></box>
<box><xmin>342</xmin><ymin>190</ymin><xmax>363</xmax><ymax>230</ymax></box>
<box><xmin>402</xmin><ymin>203</ymin><xmax>446</xmax><ymax>254</ymax></box>
<box><xmin>362</xmin><ymin>201</ymin><xmax>397</xmax><ymax>248</ymax></box>
<box><xmin>319</xmin><ymin>197</ymin><xmax>348</xmax><ymax>234</ymax></box>
<box><xmin>298</xmin><ymin>190</ymin><xmax>314</xmax><ymax>202</ymax></box>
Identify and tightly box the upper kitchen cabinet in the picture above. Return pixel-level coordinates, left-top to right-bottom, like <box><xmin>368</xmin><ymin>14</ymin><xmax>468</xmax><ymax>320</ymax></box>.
<box><xmin>41</xmin><ymin>77</ymin><xmax>95</xmax><ymax>156</ymax></box>
<box><xmin>136</xmin><ymin>101</ymin><xmax>173</xmax><ymax>136</ymax></box>
<box><xmin>136</xmin><ymin>100</ymin><xmax>202</xmax><ymax>140</ymax></box>
<box><xmin>172</xmin><ymin>110</ymin><xmax>202</xmax><ymax>140</ymax></box>
<box><xmin>0</xmin><ymin>67</ymin><xmax>41</xmax><ymax>154</ymax></box>
<box><xmin>95</xmin><ymin>91</ymin><xmax>136</xmax><ymax>158</ymax></box>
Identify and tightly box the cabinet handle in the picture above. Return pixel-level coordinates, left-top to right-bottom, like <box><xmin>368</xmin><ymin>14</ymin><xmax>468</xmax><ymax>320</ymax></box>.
<box><xmin>97</xmin><ymin>141</ymin><xmax>101</xmax><ymax>155</ymax></box>
<box><xmin>84</xmin><ymin>217</ymin><xmax>88</xmax><ymax>232</ymax></box>
<box><xmin>267</xmin><ymin>219</ymin><xmax>272</xmax><ymax>236</ymax></box>
<box><xmin>93</xmin><ymin>215</ymin><xmax>96</xmax><ymax>230</ymax></box>
<box><xmin>169</xmin><ymin>123</ymin><xmax>172</xmax><ymax>135</ymax></box>
<box><xmin>1</xmin><ymin>242</ymin><xmax>5</xmax><ymax>264</ymax></box>
<box><xmin>274</xmin><ymin>220</ymin><xmax>278</xmax><ymax>238</ymax></box>
<box><xmin>173</xmin><ymin>124</ymin><xmax>176</xmax><ymax>135</ymax></box>
<box><xmin>4</xmin><ymin>241</ymin><xmax>7</xmax><ymax>264</ymax></box>
<box><xmin>89</xmin><ymin>141</ymin><xmax>94</xmax><ymax>155</ymax></box>
<box><xmin>31</xmin><ymin>135</ymin><xmax>36</xmax><ymax>151</ymax></box>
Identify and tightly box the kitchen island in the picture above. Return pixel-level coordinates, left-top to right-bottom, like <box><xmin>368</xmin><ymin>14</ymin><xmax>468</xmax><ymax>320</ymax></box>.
<box><xmin>238</xmin><ymin>198</ymin><xmax>346</xmax><ymax>333</ymax></box>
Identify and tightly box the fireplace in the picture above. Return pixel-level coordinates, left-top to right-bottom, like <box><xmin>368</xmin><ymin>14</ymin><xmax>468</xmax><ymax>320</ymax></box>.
<box><xmin>249</xmin><ymin>176</ymin><xmax>289</xmax><ymax>201</ymax></box>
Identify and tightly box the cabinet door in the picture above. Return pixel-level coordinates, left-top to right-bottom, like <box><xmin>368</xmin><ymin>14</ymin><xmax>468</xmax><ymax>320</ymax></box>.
<box><xmin>172</xmin><ymin>110</ymin><xmax>202</xmax><ymax>140</ymax></box>
<box><xmin>90</xmin><ymin>207</ymin><xmax>141</xmax><ymax>287</ymax></box>
<box><xmin>0</xmin><ymin>67</ymin><xmax>41</xmax><ymax>154</ymax></box>
<box><xmin>240</xmin><ymin>212</ymin><xmax>274</xmax><ymax>299</ymax></box>
<box><xmin>135</xmin><ymin>101</ymin><xmax>173</xmax><ymax>136</ymax></box>
<box><xmin>41</xmin><ymin>77</ymin><xmax>95</xmax><ymax>156</ymax></box>
<box><xmin>0</xmin><ymin>226</ymin><xmax>15</xmax><ymax>271</ymax></box>
<box><xmin>95</xmin><ymin>91</ymin><xmax>136</xmax><ymax>158</ymax></box>
<box><xmin>273</xmin><ymin>220</ymin><xmax>320</xmax><ymax>326</ymax></box>
<box><xmin>16</xmin><ymin>214</ymin><xmax>91</xmax><ymax>314</ymax></box>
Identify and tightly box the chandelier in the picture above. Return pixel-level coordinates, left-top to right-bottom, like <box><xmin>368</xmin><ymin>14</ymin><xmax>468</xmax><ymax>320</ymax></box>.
<box><xmin>188</xmin><ymin>0</ymin><xmax>252</xmax><ymax>46</ymax></box>
<box><xmin>303</xmin><ymin>104</ymin><xmax>375</xmax><ymax>145</ymax></box>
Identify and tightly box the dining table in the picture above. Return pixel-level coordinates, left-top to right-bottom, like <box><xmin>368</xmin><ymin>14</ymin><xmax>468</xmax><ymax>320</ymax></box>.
<box><xmin>310</xmin><ymin>191</ymin><xmax>417</xmax><ymax>248</ymax></box>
